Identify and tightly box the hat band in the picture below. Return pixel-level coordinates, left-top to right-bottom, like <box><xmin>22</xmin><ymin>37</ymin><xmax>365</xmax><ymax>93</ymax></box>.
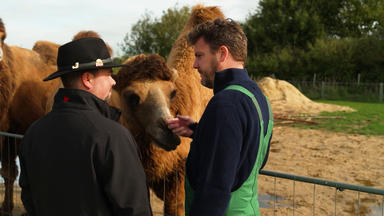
<box><xmin>58</xmin><ymin>58</ymin><xmax>113</xmax><ymax>71</ymax></box>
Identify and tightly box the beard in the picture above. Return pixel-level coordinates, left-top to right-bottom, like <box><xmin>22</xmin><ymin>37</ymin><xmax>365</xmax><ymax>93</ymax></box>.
<box><xmin>199</xmin><ymin>58</ymin><xmax>219</xmax><ymax>89</ymax></box>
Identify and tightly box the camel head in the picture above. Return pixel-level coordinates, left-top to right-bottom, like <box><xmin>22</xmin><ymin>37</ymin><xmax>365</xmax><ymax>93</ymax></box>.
<box><xmin>186</xmin><ymin>5</ymin><xmax>225</xmax><ymax>29</ymax></box>
<box><xmin>0</xmin><ymin>18</ymin><xmax>6</xmax><ymax>62</ymax></box>
<box><xmin>114</xmin><ymin>54</ymin><xmax>180</xmax><ymax>151</ymax></box>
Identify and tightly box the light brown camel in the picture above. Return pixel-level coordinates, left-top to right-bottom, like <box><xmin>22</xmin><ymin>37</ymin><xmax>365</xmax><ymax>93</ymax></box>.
<box><xmin>0</xmin><ymin>18</ymin><xmax>60</xmax><ymax>215</ymax></box>
<box><xmin>113</xmin><ymin>5</ymin><xmax>224</xmax><ymax>216</ymax></box>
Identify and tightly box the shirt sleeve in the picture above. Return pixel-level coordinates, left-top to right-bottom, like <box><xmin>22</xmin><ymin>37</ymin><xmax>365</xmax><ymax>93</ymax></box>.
<box><xmin>93</xmin><ymin>128</ymin><xmax>152</xmax><ymax>216</ymax></box>
<box><xmin>188</xmin><ymin>98</ymin><xmax>243</xmax><ymax>216</ymax></box>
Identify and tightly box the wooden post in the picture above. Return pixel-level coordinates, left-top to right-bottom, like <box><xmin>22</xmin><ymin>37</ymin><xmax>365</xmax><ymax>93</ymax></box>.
<box><xmin>380</xmin><ymin>82</ymin><xmax>383</xmax><ymax>103</ymax></box>
<box><xmin>321</xmin><ymin>81</ymin><xmax>325</xmax><ymax>99</ymax></box>
<box><xmin>313</xmin><ymin>73</ymin><xmax>316</xmax><ymax>87</ymax></box>
<box><xmin>357</xmin><ymin>73</ymin><xmax>361</xmax><ymax>86</ymax></box>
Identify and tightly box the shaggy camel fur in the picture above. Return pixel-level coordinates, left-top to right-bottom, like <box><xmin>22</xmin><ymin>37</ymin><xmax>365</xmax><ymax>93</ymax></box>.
<box><xmin>113</xmin><ymin>5</ymin><xmax>224</xmax><ymax>216</ymax></box>
<box><xmin>113</xmin><ymin>53</ymin><xmax>184</xmax><ymax>215</ymax></box>
<box><xmin>0</xmin><ymin>18</ymin><xmax>60</xmax><ymax>215</ymax></box>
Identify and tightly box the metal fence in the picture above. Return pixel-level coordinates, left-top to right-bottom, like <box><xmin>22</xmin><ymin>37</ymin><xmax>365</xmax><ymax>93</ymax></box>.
<box><xmin>1</xmin><ymin>131</ymin><xmax>384</xmax><ymax>216</ymax></box>
<box><xmin>259</xmin><ymin>170</ymin><xmax>384</xmax><ymax>216</ymax></box>
<box><xmin>0</xmin><ymin>131</ymin><xmax>24</xmax><ymax>216</ymax></box>
<box><xmin>288</xmin><ymin>80</ymin><xmax>384</xmax><ymax>103</ymax></box>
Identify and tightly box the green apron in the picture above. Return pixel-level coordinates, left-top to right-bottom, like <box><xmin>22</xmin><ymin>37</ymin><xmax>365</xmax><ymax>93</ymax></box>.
<box><xmin>185</xmin><ymin>85</ymin><xmax>273</xmax><ymax>216</ymax></box>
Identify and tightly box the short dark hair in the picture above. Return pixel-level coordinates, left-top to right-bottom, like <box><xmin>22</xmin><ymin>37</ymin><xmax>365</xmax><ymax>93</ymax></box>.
<box><xmin>61</xmin><ymin>70</ymin><xmax>98</xmax><ymax>88</ymax></box>
<box><xmin>187</xmin><ymin>18</ymin><xmax>247</xmax><ymax>63</ymax></box>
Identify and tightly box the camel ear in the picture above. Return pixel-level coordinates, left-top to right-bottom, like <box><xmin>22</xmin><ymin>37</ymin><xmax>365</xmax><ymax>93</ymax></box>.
<box><xmin>170</xmin><ymin>68</ymin><xmax>178</xmax><ymax>82</ymax></box>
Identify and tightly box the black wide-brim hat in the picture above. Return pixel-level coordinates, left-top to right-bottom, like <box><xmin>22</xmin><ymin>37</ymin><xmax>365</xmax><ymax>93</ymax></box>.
<box><xmin>43</xmin><ymin>37</ymin><xmax>126</xmax><ymax>81</ymax></box>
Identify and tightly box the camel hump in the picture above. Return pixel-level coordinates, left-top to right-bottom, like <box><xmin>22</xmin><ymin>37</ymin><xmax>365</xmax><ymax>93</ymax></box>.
<box><xmin>72</xmin><ymin>30</ymin><xmax>113</xmax><ymax>56</ymax></box>
<box><xmin>188</xmin><ymin>4</ymin><xmax>225</xmax><ymax>27</ymax></box>
<box><xmin>32</xmin><ymin>40</ymin><xmax>60</xmax><ymax>65</ymax></box>
<box><xmin>72</xmin><ymin>30</ymin><xmax>102</xmax><ymax>40</ymax></box>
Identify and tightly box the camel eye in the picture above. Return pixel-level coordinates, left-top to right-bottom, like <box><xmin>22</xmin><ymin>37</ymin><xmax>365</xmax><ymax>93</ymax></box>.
<box><xmin>170</xmin><ymin>90</ymin><xmax>176</xmax><ymax>100</ymax></box>
<box><xmin>124</xmin><ymin>91</ymin><xmax>140</xmax><ymax>109</ymax></box>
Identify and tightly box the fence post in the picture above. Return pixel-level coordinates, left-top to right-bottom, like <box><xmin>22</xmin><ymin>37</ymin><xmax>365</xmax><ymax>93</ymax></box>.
<box><xmin>321</xmin><ymin>81</ymin><xmax>325</xmax><ymax>99</ymax></box>
<box><xmin>313</xmin><ymin>73</ymin><xmax>316</xmax><ymax>87</ymax></box>
<box><xmin>380</xmin><ymin>83</ymin><xmax>383</xmax><ymax>103</ymax></box>
<box><xmin>357</xmin><ymin>73</ymin><xmax>361</xmax><ymax>86</ymax></box>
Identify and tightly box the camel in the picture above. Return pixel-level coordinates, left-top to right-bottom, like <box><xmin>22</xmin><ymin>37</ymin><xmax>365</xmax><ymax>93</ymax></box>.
<box><xmin>113</xmin><ymin>5</ymin><xmax>224</xmax><ymax>215</ymax></box>
<box><xmin>0</xmin><ymin>18</ymin><xmax>61</xmax><ymax>215</ymax></box>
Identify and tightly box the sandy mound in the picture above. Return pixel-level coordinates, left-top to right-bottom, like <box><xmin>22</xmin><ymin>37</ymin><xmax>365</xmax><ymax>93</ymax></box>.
<box><xmin>257</xmin><ymin>77</ymin><xmax>355</xmax><ymax>115</ymax></box>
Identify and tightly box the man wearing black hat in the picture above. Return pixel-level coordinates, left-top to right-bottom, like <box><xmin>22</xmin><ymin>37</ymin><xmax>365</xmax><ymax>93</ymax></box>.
<box><xmin>19</xmin><ymin>37</ymin><xmax>152</xmax><ymax>216</ymax></box>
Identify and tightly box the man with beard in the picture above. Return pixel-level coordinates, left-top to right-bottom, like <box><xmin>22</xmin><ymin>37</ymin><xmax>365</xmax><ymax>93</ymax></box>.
<box><xmin>19</xmin><ymin>37</ymin><xmax>152</xmax><ymax>216</ymax></box>
<box><xmin>167</xmin><ymin>18</ymin><xmax>273</xmax><ymax>215</ymax></box>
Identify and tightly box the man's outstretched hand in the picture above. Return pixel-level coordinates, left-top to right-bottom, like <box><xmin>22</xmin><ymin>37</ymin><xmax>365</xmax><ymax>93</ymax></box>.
<box><xmin>166</xmin><ymin>115</ymin><xmax>195</xmax><ymax>137</ymax></box>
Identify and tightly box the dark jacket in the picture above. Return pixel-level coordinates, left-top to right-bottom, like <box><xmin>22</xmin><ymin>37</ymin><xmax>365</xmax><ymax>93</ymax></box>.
<box><xmin>19</xmin><ymin>88</ymin><xmax>152</xmax><ymax>216</ymax></box>
<box><xmin>186</xmin><ymin>68</ymin><xmax>272</xmax><ymax>215</ymax></box>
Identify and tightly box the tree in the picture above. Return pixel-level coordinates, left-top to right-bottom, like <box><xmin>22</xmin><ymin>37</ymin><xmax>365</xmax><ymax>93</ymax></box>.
<box><xmin>243</xmin><ymin>0</ymin><xmax>325</xmax><ymax>54</ymax></box>
<box><xmin>244</xmin><ymin>0</ymin><xmax>384</xmax><ymax>55</ymax></box>
<box><xmin>315</xmin><ymin>0</ymin><xmax>384</xmax><ymax>37</ymax></box>
<box><xmin>120</xmin><ymin>5</ymin><xmax>190</xmax><ymax>58</ymax></box>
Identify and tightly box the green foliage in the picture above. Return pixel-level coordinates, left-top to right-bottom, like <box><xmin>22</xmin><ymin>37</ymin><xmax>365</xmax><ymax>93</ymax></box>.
<box><xmin>292</xmin><ymin>100</ymin><xmax>384</xmax><ymax>135</ymax></box>
<box><xmin>352</xmin><ymin>36</ymin><xmax>384</xmax><ymax>82</ymax></box>
<box><xmin>313</xmin><ymin>0</ymin><xmax>384</xmax><ymax>37</ymax></box>
<box><xmin>246</xmin><ymin>35</ymin><xmax>384</xmax><ymax>82</ymax></box>
<box><xmin>305</xmin><ymin>38</ymin><xmax>356</xmax><ymax>81</ymax></box>
<box><xmin>243</xmin><ymin>0</ymin><xmax>325</xmax><ymax>54</ymax></box>
<box><xmin>244</xmin><ymin>0</ymin><xmax>384</xmax><ymax>54</ymax></box>
<box><xmin>246</xmin><ymin>47</ymin><xmax>307</xmax><ymax>80</ymax></box>
<box><xmin>243</xmin><ymin>0</ymin><xmax>384</xmax><ymax>83</ymax></box>
<box><xmin>120</xmin><ymin>5</ymin><xmax>190</xmax><ymax>58</ymax></box>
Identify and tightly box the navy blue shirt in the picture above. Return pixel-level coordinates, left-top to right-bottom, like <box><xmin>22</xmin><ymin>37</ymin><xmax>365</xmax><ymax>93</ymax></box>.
<box><xmin>186</xmin><ymin>68</ymin><xmax>272</xmax><ymax>215</ymax></box>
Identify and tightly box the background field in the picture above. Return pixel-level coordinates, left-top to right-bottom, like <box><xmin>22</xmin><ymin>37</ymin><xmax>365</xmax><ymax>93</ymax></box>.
<box><xmin>289</xmin><ymin>100</ymin><xmax>384</xmax><ymax>136</ymax></box>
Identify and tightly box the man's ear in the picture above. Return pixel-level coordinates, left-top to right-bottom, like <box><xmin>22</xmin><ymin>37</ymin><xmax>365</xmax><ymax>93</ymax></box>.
<box><xmin>219</xmin><ymin>45</ymin><xmax>229</xmax><ymax>62</ymax></box>
<box><xmin>81</xmin><ymin>72</ymin><xmax>94</xmax><ymax>90</ymax></box>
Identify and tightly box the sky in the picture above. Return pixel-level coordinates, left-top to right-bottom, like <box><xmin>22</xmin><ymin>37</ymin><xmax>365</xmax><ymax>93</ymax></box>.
<box><xmin>1</xmin><ymin>0</ymin><xmax>260</xmax><ymax>57</ymax></box>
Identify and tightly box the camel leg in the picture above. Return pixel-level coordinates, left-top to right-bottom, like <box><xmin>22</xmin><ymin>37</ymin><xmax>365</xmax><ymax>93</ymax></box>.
<box><xmin>0</xmin><ymin>136</ymin><xmax>18</xmax><ymax>216</ymax></box>
<box><xmin>163</xmin><ymin>170</ymin><xmax>185</xmax><ymax>216</ymax></box>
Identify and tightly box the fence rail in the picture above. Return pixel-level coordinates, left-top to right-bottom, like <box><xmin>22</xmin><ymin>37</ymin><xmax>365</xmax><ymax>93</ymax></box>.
<box><xmin>259</xmin><ymin>170</ymin><xmax>384</xmax><ymax>216</ymax></box>
<box><xmin>0</xmin><ymin>131</ymin><xmax>23</xmax><ymax>139</ymax></box>
<box><xmin>287</xmin><ymin>80</ymin><xmax>384</xmax><ymax>102</ymax></box>
<box><xmin>260</xmin><ymin>170</ymin><xmax>384</xmax><ymax>196</ymax></box>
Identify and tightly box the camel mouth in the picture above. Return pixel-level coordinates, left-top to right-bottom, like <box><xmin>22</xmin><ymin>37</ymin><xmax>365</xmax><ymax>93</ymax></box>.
<box><xmin>151</xmin><ymin>132</ymin><xmax>181</xmax><ymax>152</ymax></box>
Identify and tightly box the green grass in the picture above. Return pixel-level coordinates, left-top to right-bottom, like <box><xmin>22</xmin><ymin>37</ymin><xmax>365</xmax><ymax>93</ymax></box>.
<box><xmin>291</xmin><ymin>100</ymin><xmax>384</xmax><ymax>136</ymax></box>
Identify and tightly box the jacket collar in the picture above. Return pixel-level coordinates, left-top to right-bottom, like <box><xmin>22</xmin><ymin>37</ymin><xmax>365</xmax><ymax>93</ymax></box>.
<box><xmin>213</xmin><ymin>68</ymin><xmax>249</xmax><ymax>94</ymax></box>
<box><xmin>52</xmin><ymin>88</ymin><xmax>121</xmax><ymax>121</ymax></box>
